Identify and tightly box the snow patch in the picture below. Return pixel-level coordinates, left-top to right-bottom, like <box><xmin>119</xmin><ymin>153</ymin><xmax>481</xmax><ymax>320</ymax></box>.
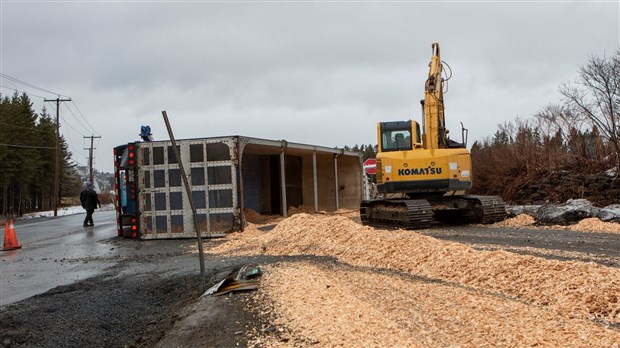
<box><xmin>20</xmin><ymin>204</ymin><xmax>115</xmax><ymax>220</ymax></box>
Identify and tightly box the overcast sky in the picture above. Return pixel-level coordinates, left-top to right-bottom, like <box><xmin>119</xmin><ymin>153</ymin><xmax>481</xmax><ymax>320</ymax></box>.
<box><xmin>1</xmin><ymin>0</ymin><xmax>618</xmax><ymax>173</ymax></box>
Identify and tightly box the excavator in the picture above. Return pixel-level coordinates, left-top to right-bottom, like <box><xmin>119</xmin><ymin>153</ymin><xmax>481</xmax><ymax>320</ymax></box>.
<box><xmin>360</xmin><ymin>43</ymin><xmax>506</xmax><ymax>229</ymax></box>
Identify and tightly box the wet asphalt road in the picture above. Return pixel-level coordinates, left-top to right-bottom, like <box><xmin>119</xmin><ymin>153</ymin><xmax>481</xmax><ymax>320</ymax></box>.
<box><xmin>1</xmin><ymin>209</ymin><xmax>119</xmax><ymax>306</ymax></box>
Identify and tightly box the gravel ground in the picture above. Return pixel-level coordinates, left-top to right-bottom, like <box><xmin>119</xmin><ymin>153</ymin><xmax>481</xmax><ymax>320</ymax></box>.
<box><xmin>7</xmin><ymin>276</ymin><xmax>198</xmax><ymax>347</ymax></box>
<box><xmin>0</xmin><ymin>237</ymin><xmax>333</xmax><ymax>348</ymax></box>
<box><xmin>0</xmin><ymin>237</ymin><xmax>271</xmax><ymax>348</ymax></box>
<box><xmin>0</xmin><ymin>265</ymin><xmax>200</xmax><ymax>347</ymax></box>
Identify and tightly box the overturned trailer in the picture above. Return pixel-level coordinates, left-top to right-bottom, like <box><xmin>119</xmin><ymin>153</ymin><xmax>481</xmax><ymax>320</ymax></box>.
<box><xmin>113</xmin><ymin>136</ymin><xmax>364</xmax><ymax>239</ymax></box>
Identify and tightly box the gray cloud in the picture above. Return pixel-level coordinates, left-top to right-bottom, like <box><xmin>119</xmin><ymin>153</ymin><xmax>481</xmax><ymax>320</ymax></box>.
<box><xmin>2</xmin><ymin>1</ymin><xmax>618</xmax><ymax>172</ymax></box>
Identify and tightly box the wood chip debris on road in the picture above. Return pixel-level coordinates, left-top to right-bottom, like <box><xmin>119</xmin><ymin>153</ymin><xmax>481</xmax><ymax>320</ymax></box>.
<box><xmin>203</xmin><ymin>212</ymin><xmax>620</xmax><ymax>346</ymax></box>
<box><xmin>493</xmin><ymin>214</ymin><xmax>620</xmax><ymax>233</ymax></box>
<box><xmin>251</xmin><ymin>262</ymin><xmax>619</xmax><ymax>347</ymax></box>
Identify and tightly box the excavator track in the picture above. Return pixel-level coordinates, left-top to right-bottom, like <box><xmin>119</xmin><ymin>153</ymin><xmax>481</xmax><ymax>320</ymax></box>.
<box><xmin>360</xmin><ymin>199</ymin><xmax>433</xmax><ymax>229</ymax></box>
<box><xmin>464</xmin><ymin>195</ymin><xmax>507</xmax><ymax>224</ymax></box>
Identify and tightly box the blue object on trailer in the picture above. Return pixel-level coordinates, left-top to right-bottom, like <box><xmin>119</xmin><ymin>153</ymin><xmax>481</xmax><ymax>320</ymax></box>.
<box><xmin>140</xmin><ymin>125</ymin><xmax>153</xmax><ymax>141</ymax></box>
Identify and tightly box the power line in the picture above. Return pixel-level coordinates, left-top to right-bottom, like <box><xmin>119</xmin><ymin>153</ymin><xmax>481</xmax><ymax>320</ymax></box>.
<box><xmin>0</xmin><ymin>121</ymin><xmax>55</xmax><ymax>133</ymax></box>
<box><xmin>60</xmin><ymin>133</ymin><xmax>88</xmax><ymax>162</ymax></box>
<box><xmin>0</xmin><ymin>143</ymin><xmax>56</xmax><ymax>150</ymax></box>
<box><xmin>0</xmin><ymin>73</ymin><xmax>67</xmax><ymax>98</ymax></box>
<box><xmin>0</xmin><ymin>84</ymin><xmax>47</xmax><ymax>100</ymax></box>
<box><xmin>67</xmin><ymin>141</ymin><xmax>88</xmax><ymax>162</ymax></box>
<box><xmin>71</xmin><ymin>158</ymin><xmax>86</xmax><ymax>167</ymax></box>
<box><xmin>69</xmin><ymin>101</ymin><xmax>99</xmax><ymax>136</ymax></box>
<box><xmin>1</xmin><ymin>75</ymin><xmax>100</xmax><ymax>137</ymax></box>
<box><xmin>2</xmin><ymin>77</ymin><xmax>101</xmax><ymax>169</ymax></box>
<box><xmin>44</xmin><ymin>100</ymin><xmax>87</xmax><ymax>137</ymax></box>
<box><xmin>59</xmin><ymin>120</ymin><xmax>90</xmax><ymax>167</ymax></box>
<box><xmin>61</xmin><ymin>103</ymin><xmax>94</xmax><ymax>135</ymax></box>
<box><xmin>57</xmin><ymin>113</ymin><xmax>87</xmax><ymax>137</ymax></box>
<box><xmin>60</xmin><ymin>116</ymin><xmax>88</xmax><ymax>161</ymax></box>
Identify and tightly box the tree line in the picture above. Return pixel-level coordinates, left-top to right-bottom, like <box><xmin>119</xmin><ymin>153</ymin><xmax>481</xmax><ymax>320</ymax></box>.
<box><xmin>343</xmin><ymin>144</ymin><xmax>378</xmax><ymax>161</ymax></box>
<box><xmin>0</xmin><ymin>92</ymin><xmax>81</xmax><ymax>217</ymax></box>
<box><xmin>471</xmin><ymin>50</ymin><xmax>620</xmax><ymax>203</ymax></box>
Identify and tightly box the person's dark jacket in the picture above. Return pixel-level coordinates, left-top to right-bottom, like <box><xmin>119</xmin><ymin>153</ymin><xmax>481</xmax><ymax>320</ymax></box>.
<box><xmin>80</xmin><ymin>189</ymin><xmax>101</xmax><ymax>210</ymax></box>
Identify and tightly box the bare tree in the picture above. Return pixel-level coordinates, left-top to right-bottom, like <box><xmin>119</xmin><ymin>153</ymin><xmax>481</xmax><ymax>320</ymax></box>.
<box><xmin>559</xmin><ymin>51</ymin><xmax>620</xmax><ymax>166</ymax></box>
<box><xmin>534</xmin><ymin>104</ymin><xmax>584</xmax><ymax>145</ymax></box>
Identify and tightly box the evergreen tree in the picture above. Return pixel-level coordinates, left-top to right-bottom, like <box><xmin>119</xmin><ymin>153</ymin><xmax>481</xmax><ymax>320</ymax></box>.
<box><xmin>0</xmin><ymin>94</ymin><xmax>12</xmax><ymax>215</ymax></box>
<box><xmin>343</xmin><ymin>143</ymin><xmax>378</xmax><ymax>161</ymax></box>
<box><xmin>12</xmin><ymin>93</ymin><xmax>40</xmax><ymax>215</ymax></box>
<box><xmin>0</xmin><ymin>93</ymin><xmax>79</xmax><ymax>216</ymax></box>
<box><xmin>33</xmin><ymin>107</ymin><xmax>56</xmax><ymax>210</ymax></box>
<box><xmin>362</xmin><ymin>144</ymin><xmax>377</xmax><ymax>160</ymax></box>
<box><xmin>60</xmin><ymin>139</ymin><xmax>81</xmax><ymax>198</ymax></box>
<box><xmin>0</xmin><ymin>94</ymin><xmax>21</xmax><ymax>215</ymax></box>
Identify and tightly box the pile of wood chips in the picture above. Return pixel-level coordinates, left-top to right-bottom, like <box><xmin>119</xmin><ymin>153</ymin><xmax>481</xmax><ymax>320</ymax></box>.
<box><xmin>244</xmin><ymin>208</ymin><xmax>282</xmax><ymax>224</ymax></box>
<box><xmin>565</xmin><ymin>218</ymin><xmax>620</xmax><ymax>234</ymax></box>
<box><xmin>492</xmin><ymin>214</ymin><xmax>620</xmax><ymax>234</ymax></box>
<box><xmin>492</xmin><ymin>214</ymin><xmax>535</xmax><ymax>227</ymax></box>
<box><xmin>332</xmin><ymin>208</ymin><xmax>359</xmax><ymax>218</ymax></box>
<box><xmin>207</xmin><ymin>213</ymin><xmax>620</xmax><ymax>346</ymax></box>
<box><xmin>287</xmin><ymin>205</ymin><xmax>318</xmax><ymax>216</ymax></box>
<box><xmin>249</xmin><ymin>262</ymin><xmax>619</xmax><ymax>347</ymax></box>
<box><xmin>537</xmin><ymin>218</ymin><xmax>620</xmax><ymax>234</ymax></box>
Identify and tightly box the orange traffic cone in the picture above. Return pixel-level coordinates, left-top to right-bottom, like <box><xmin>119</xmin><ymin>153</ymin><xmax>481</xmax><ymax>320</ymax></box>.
<box><xmin>3</xmin><ymin>219</ymin><xmax>21</xmax><ymax>251</ymax></box>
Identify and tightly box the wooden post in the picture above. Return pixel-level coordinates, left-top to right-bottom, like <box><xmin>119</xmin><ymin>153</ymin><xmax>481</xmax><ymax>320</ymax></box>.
<box><xmin>162</xmin><ymin>110</ymin><xmax>206</xmax><ymax>292</ymax></box>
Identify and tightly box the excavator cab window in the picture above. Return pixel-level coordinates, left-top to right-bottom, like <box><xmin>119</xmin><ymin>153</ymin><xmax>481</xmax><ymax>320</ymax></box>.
<box><xmin>380</xmin><ymin>121</ymin><xmax>414</xmax><ymax>152</ymax></box>
<box><xmin>382</xmin><ymin>130</ymin><xmax>412</xmax><ymax>151</ymax></box>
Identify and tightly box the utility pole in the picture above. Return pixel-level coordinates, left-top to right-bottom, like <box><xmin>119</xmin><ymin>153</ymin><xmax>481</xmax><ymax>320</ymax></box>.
<box><xmin>84</xmin><ymin>135</ymin><xmax>101</xmax><ymax>186</ymax></box>
<box><xmin>44</xmin><ymin>97</ymin><xmax>71</xmax><ymax>216</ymax></box>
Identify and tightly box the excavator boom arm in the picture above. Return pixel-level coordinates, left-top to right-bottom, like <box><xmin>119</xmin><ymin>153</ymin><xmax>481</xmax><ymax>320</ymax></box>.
<box><xmin>423</xmin><ymin>42</ymin><xmax>448</xmax><ymax>150</ymax></box>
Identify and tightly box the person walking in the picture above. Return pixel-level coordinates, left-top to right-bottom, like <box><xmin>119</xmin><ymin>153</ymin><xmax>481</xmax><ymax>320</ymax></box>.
<box><xmin>80</xmin><ymin>182</ymin><xmax>101</xmax><ymax>227</ymax></box>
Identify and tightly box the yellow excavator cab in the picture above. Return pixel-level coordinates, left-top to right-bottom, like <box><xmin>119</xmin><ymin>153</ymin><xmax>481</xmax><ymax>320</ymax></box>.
<box><xmin>375</xmin><ymin>119</ymin><xmax>472</xmax><ymax>193</ymax></box>
<box><xmin>377</xmin><ymin>120</ymin><xmax>421</xmax><ymax>152</ymax></box>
